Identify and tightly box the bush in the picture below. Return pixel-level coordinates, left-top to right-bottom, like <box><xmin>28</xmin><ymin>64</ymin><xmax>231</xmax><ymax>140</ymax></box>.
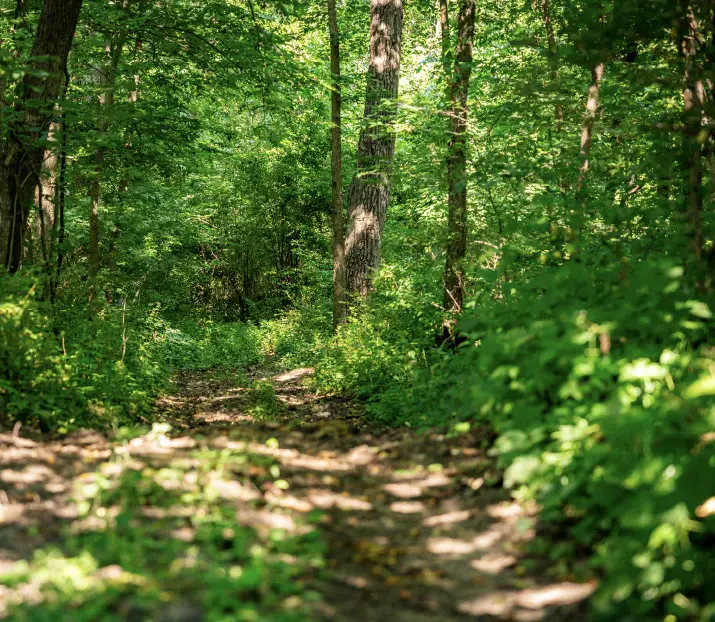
<box><xmin>159</xmin><ymin>320</ymin><xmax>263</xmax><ymax>371</ymax></box>
<box><xmin>313</xmin><ymin>259</ymin><xmax>443</xmax><ymax>398</ymax></box>
<box><xmin>1</xmin><ymin>274</ymin><xmax>170</xmax><ymax>432</ymax></box>
<box><xmin>317</xmin><ymin>258</ymin><xmax>715</xmax><ymax>620</ymax></box>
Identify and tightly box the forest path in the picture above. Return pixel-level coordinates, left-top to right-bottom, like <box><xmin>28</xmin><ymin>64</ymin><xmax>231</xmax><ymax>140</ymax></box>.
<box><xmin>0</xmin><ymin>369</ymin><xmax>596</xmax><ymax>621</ymax></box>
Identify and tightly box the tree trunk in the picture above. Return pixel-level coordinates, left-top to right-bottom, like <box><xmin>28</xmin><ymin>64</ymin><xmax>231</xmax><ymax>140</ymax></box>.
<box><xmin>0</xmin><ymin>0</ymin><xmax>84</xmax><ymax>273</ymax></box>
<box><xmin>344</xmin><ymin>0</ymin><xmax>404</xmax><ymax>299</ymax></box>
<box><xmin>89</xmin><ymin>3</ymin><xmax>130</xmax><ymax>278</ymax></box>
<box><xmin>573</xmin><ymin>61</ymin><xmax>605</xmax><ymax>237</ymax></box>
<box><xmin>442</xmin><ymin>0</ymin><xmax>476</xmax><ymax>314</ymax></box>
<box><xmin>50</xmin><ymin>104</ymin><xmax>68</xmax><ymax>305</ymax></box>
<box><xmin>328</xmin><ymin>0</ymin><xmax>347</xmax><ymax>329</ymax></box>
<box><xmin>31</xmin><ymin>120</ymin><xmax>60</xmax><ymax>264</ymax></box>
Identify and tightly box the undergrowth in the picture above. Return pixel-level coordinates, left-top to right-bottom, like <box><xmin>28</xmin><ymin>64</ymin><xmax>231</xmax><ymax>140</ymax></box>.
<box><xmin>0</xmin><ymin>274</ymin><xmax>329</xmax><ymax>432</ymax></box>
<box><xmin>312</xmin><ymin>257</ymin><xmax>715</xmax><ymax>621</ymax></box>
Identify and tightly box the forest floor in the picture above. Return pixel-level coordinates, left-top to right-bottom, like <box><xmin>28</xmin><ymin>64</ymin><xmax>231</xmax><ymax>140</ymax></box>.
<box><xmin>0</xmin><ymin>368</ymin><xmax>597</xmax><ymax>621</ymax></box>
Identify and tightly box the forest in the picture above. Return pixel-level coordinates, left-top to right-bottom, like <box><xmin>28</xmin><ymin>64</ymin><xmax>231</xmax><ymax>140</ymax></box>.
<box><xmin>0</xmin><ymin>0</ymin><xmax>714</xmax><ymax>620</ymax></box>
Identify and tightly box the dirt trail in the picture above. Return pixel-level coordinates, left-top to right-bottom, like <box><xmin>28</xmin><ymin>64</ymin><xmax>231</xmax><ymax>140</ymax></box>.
<box><xmin>0</xmin><ymin>369</ymin><xmax>595</xmax><ymax>621</ymax></box>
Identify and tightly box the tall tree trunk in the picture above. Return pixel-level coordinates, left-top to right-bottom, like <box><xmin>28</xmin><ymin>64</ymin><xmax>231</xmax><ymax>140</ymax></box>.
<box><xmin>328</xmin><ymin>0</ymin><xmax>346</xmax><ymax>330</ymax></box>
<box><xmin>89</xmin><ymin>3</ymin><xmax>130</xmax><ymax>278</ymax></box>
<box><xmin>442</xmin><ymin>0</ymin><xmax>476</xmax><ymax>314</ymax></box>
<box><xmin>573</xmin><ymin>61</ymin><xmax>605</xmax><ymax>237</ymax></box>
<box><xmin>539</xmin><ymin>0</ymin><xmax>563</xmax><ymax>122</ymax></box>
<box><xmin>0</xmin><ymin>0</ymin><xmax>83</xmax><ymax>273</ymax></box>
<box><xmin>31</xmin><ymin>119</ymin><xmax>59</xmax><ymax>264</ymax></box>
<box><xmin>678</xmin><ymin>1</ymin><xmax>707</xmax><ymax>281</ymax></box>
<box><xmin>344</xmin><ymin>0</ymin><xmax>404</xmax><ymax>299</ymax></box>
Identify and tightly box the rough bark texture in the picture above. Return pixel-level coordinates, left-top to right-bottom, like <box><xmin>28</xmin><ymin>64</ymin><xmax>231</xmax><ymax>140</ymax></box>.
<box><xmin>328</xmin><ymin>0</ymin><xmax>347</xmax><ymax>330</ymax></box>
<box><xmin>344</xmin><ymin>0</ymin><xmax>404</xmax><ymax>299</ymax></box>
<box><xmin>442</xmin><ymin>0</ymin><xmax>476</xmax><ymax>313</ymax></box>
<box><xmin>30</xmin><ymin>120</ymin><xmax>59</xmax><ymax>264</ymax></box>
<box><xmin>0</xmin><ymin>0</ymin><xmax>84</xmax><ymax>272</ymax></box>
<box><xmin>89</xmin><ymin>4</ymin><xmax>130</xmax><ymax>278</ymax></box>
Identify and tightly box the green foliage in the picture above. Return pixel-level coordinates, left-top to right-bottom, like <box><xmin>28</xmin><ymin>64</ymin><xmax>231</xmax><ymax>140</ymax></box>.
<box><xmin>313</xmin><ymin>258</ymin><xmax>443</xmax><ymax>399</ymax></box>
<box><xmin>2</xmin><ymin>0</ymin><xmax>715</xmax><ymax>618</ymax></box>
<box><xmin>0</xmin><ymin>428</ymin><xmax>325</xmax><ymax>621</ymax></box>
<box><xmin>0</xmin><ymin>274</ymin><xmax>169</xmax><ymax>431</ymax></box>
<box><xmin>160</xmin><ymin>321</ymin><xmax>263</xmax><ymax>371</ymax></box>
<box><xmin>324</xmin><ymin>257</ymin><xmax>715</xmax><ymax>620</ymax></box>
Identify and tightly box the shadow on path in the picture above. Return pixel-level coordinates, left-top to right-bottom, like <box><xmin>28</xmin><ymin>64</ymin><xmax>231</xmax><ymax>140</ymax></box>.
<box><xmin>0</xmin><ymin>369</ymin><xmax>595</xmax><ymax>621</ymax></box>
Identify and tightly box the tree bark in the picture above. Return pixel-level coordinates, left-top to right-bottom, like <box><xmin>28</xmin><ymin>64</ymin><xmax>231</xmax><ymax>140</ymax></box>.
<box><xmin>0</xmin><ymin>0</ymin><xmax>83</xmax><ymax>273</ymax></box>
<box><xmin>442</xmin><ymin>0</ymin><xmax>476</xmax><ymax>313</ymax></box>
<box><xmin>328</xmin><ymin>0</ymin><xmax>347</xmax><ymax>330</ymax></box>
<box><xmin>89</xmin><ymin>2</ymin><xmax>130</xmax><ymax>278</ymax></box>
<box><xmin>30</xmin><ymin>120</ymin><xmax>59</xmax><ymax>264</ymax></box>
<box><xmin>344</xmin><ymin>0</ymin><xmax>404</xmax><ymax>299</ymax></box>
<box><xmin>573</xmin><ymin>61</ymin><xmax>605</xmax><ymax>237</ymax></box>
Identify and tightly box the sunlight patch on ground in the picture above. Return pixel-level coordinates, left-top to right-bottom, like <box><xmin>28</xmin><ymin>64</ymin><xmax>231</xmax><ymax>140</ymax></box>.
<box><xmin>0</xmin><ymin>368</ymin><xmax>596</xmax><ymax>621</ymax></box>
<box><xmin>424</xmin><ymin>509</ymin><xmax>472</xmax><ymax>527</ymax></box>
<box><xmin>273</xmin><ymin>368</ymin><xmax>314</xmax><ymax>383</ymax></box>
<box><xmin>458</xmin><ymin>581</ymin><xmax>597</xmax><ymax>619</ymax></box>
<box><xmin>470</xmin><ymin>553</ymin><xmax>517</xmax><ymax>575</ymax></box>
<box><xmin>389</xmin><ymin>500</ymin><xmax>425</xmax><ymax>513</ymax></box>
<box><xmin>306</xmin><ymin>489</ymin><xmax>373</xmax><ymax>511</ymax></box>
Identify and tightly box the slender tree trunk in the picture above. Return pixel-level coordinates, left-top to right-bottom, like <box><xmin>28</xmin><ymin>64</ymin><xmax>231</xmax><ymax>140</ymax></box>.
<box><xmin>576</xmin><ymin>63</ymin><xmax>605</xmax><ymax>195</ymax></box>
<box><xmin>328</xmin><ymin>0</ymin><xmax>346</xmax><ymax>330</ymax></box>
<box><xmin>678</xmin><ymin>1</ymin><xmax>706</xmax><ymax>280</ymax></box>
<box><xmin>540</xmin><ymin>0</ymin><xmax>563</xmax><ymax>122</ymax></box>
<box><xmin>344</xmin><ymin>0</ymin><xmax>404</xmax><ymax>299</ymax></box>
<box><xmin>442</xmin><ymin>0</ymin><xmax>476</xmax><ymax>314</ymax></box>
<box><xmin>89</xmin><ymin>4</ymin><xmax>130</xmax><ymax>278</ymax></box>
<box><xmin>0</xmin><ymin>0</ymin><xmax>83</xmax><ymax>273</ymax></box>
<box><xmin>119</xmin><ymin>38</ymin><xmax>142</xmax><ymax>194</ymax></box>
<box><xmin>50</xmin><ymin>106</ymin><xmax>68</xmax><ymax>305</ymax></box>
<box><xmin>573</xmin><ymin>61</ymin><xmax>605</xmax><ymax>237</ymax></box>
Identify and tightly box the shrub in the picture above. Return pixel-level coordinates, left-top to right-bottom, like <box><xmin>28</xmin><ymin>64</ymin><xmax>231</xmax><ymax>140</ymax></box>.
<box><xmin>318</xmin><ymin>258</ymin><xmax>715</xmax><ymax>620</ymax></box>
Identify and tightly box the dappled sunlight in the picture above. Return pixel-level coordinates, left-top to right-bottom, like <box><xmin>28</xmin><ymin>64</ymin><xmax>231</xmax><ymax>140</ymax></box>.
<box><xmin>273</xmin><ymin>368</ymin><xmax>315</xmax><ymax>383</ymax></box>
<box><xmin>423</xmin><ymin>509</ymin><xmax>471</xmax><ymax>527</ymax></box>
<box><xmin>470</xmin><ymin>552</ymin><xmax>517</xmax><ymax>575</ymax></box>
<box><xmin>235</xmin><ymin>507</ymin><xmax>308</xmax><ymax>536</ymax></box>
<box><xmin>0</xmin><ymin>368</ymin><xmax>596</xmax><ymax>620</ymax></box>
<box><xmin>390</xmin><ymin>500</ymin><xmax>425</xmax><ymax>513</ymax></box>
<box><xmin>246</xmin><ymin>442</ymin><xmax>356</xmax><ymax>472</ymax></box>
<box><xmin>208</xmin><ymin>476</ymin><xmax>262</xmax><ymax>501</ymax></box>
<box><xmin>458</xmin><ymin>581</ymin><xmax>597</xmax><ymax>619</ymax></box>
<box><xmin>306</xmin><ymin>489</ymin><xmax>373</xmax><ymax>511</ymax></box>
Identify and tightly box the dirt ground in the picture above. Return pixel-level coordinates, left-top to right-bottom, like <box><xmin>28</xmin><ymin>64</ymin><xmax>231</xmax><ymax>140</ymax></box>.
<box><xmin>0</xmin><ymin>368</ymin><xmax>596</xmax><ymax>621</ymax></box>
